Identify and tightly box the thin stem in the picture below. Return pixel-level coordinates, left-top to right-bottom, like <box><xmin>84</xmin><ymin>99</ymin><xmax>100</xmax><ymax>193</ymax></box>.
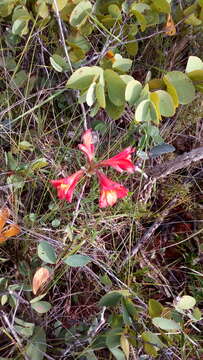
<box><xmin>71</xmin><ymin>181</ymin><xmax>87</xmax><ymax>227</ymax></box>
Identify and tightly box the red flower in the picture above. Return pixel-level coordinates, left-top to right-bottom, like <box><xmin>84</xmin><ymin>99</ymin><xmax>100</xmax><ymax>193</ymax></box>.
<box><xmin>99</xmin><ymin>147</ymin><xmax>136</xmax><ymax>173</ymax></box>
<box><xmin>51</xmin><ymin>170</ymin><xmax>84</xmax><ymax>203</ymax></box>
<box><xmin>97</xmin><ymin>171</ymin><xmax>128</xmax><ymax>208</ymax></box>
<box><xmin>78</xmin><ymin>129</ymin><xmax>95</xmax><ymax>163</ymax></box>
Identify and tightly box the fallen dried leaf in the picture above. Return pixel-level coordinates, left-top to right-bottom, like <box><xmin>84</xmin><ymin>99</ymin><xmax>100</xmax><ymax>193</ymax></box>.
<box><xmin>32</xmin><ymin>267</ymin><xmax>50</xmax><ymax>295</ymax></box>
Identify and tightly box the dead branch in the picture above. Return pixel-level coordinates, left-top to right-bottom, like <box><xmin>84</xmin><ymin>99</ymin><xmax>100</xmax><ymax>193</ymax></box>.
<box><xmin>122</xmin><ymin>147</ymin><xmax>203</xmax><ymax>267</ymax></box>
<box><xmin>147</xmin><ymin>146</ymin><xmax>203</xmax><ymax>180</ymax></box>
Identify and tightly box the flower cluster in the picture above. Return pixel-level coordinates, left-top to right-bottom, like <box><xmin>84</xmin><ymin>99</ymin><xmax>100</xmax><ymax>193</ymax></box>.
<box><xmin>51</xmin><ymin>129</ymin><xmax>137</xmax><ymax>208</ymax></box>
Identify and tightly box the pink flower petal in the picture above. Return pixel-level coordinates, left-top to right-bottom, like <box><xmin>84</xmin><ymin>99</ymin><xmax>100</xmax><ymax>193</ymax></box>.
<box><xmin>78</xmin><ymin>129</ymin><xmax>95</xmax><ymax>163</ymax></box>
<box><xmin>51</xmin><ymin>170</ymin><xmax>84</xmax><ymax>203</ymax></box>
<box><xmin>98</xmin><ymin>147</ymin><xmax>136</xmax><ymax>173</ymax></box>
<box><xmin>97</xmin><ymin>171</ymin><xmax>128</xmax><ymax>208</ymax></box>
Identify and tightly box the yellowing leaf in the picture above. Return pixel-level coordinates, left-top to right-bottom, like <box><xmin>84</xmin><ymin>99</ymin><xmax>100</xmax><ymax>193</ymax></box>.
<box><xmin>69</xmin><ymin>1</ymin><xmax>92</xmax><ymax>27</ymax></box>
<box><xmin>32</xmin><ymin>267</ymin><xmax>50</xmax><ymax>295</ymax></box>
<box><xmin>52</xmin><ymin>0</ymin><xmax>67</xmax><ymax>12</ymax></box>
<box><xmin>120</xmin><ymin>335</ymin><xmax>129</xmax><ymax>360</ymax></box>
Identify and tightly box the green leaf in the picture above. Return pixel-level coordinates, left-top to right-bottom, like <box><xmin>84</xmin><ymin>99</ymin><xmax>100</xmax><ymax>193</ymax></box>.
<box><xmin>110</xmin><ymin>347</ymin><xmax>126</xmax><ymax>360</ymax></box>
<box><xmin>163</xmin><ymin>71</ymin><xmax>195</xmax><ymax>105</ymax></box>
<box><xmin>125</xmin><ymin>80</ymin><xmax>142</xmax><ymax>105</ymax></box>
<box><xmin>96</xmin><ymin>83</ymin><xmax>106</xmax><ymax>108</ymax></box>
<box><xmin>92</xmin><ymin>119</ymin><xmax>108</xmax><ymax>134</ymax></box>
<box><xmin>63</xmin><ymin>254</ymin><xmax>92</xmax><ymax>267</ymax></box>
<box><xmin>142</xmin><ymin>331</ymin><xmax>164</xmax><ymax>357</ymax></box>
<box><xmin>18</xmin><ymin>141</ymin><xmax>34</xmax><ymax>151</ymax></box>
<box><xmin>192</xmin><ymin>307</ymin><xmax>202</xmax><ymax>321</ymax></box>
<box><xmin>130</xmin><ymin>3</ymin><xmax>149</xmax><ymax>31</ymax></box>
<box><xmin>25</xmin><ymin>326</ymin><xmax>47</xmax><ymax>360</ymax></box>
<box><xmin>122</xmin><ymin>297</ymin><xmax>137</xmax><ymax>318</ymax></box>
<box><xmin>126</xmin><ymin>39</ymin><xmax>138</xmax><ymax>57</ymax></box>
<box><xmin>149</xmin><ymin>143</ymin><xmax>175</xmax><ymax>158</ymax></box>
<box><xmin>30</xmin><ymin>293</ymin><xmax>47</xmax><ymax>304</ymax></box>
<box><xmin>10</xmin><ymin>70</ymin><xmax>27</xmax><ymax>89</ymax></box>
<box><xmin>69</xmin><ymin>0</ymin><xmax>92</xmax><ymax>27</ymax></box>
<box><xmin>142</xmin><ymin>331</ymin><xmax>164</xmax><ymax>348</ymax></box>
<box><xmin>106</xmin><ymin>96</ymin><xmax>125</xmax><ymax>120</ymax></box>
<box><xmin>15</xmin><ymin>317</ymin><xmax>35</xmax><ymax>328</ymax></box>
<box><xmin>108</xmin><ymin>4</ymin><xmax>121</xmax><ymax>19</ymax></box>
<box><xmin>99</xmin><ymin>291</ymin><xmax>123</xmax><ymax>307</ymax></box>
<box><xmin>14</xmin><ymin>325</ymin><xmax>34</xmax><ymax>338</ymax></box>
<box><xmin>52</xmin><ymin>0</ymin><xmax>67</xmax><ymax>12</ymax></box>
<box><xmin>120</xmin><ymin>75</ymin><xmax>134</xmax><ymax>84</ymax></box>
<box><xmin>104</xmin><ymin>69</ymin><xmax>126</xmax><ymax>106</ymax></box>
<box><xmin>106</xmin><ymin>328</ymin><xmax>122</xmax><ymax>349</ymax></box>
<box><xmin>120</xmin><ymin>335</ymin><xmax>129</xmax><ymax>360</ymax></box>
<box><xmin>31</xmin><ymin>301</ymin><xmax>52</xmax><ymax>314</ymax></box>
<box><xmin>130</xmin><ymin>10</ymin><xmax>147</xmax><ymax>31</ymax></box>
<box><xmin>37</xmin><ymin>2</ymin><xmax>49</xmax><ymax>19</ymax></box>
<box><xmin>6</xmin><ymin>151</ymin><xmax>18</xmax><ymax>170</ymax></box>
<box><xmin>83</xmin><ymin>350</ymin><xmax>98</xmax><ymax>360</ymax></box>
<box><xmin>30</xmin><ymin>158</ymin><xmax>48</xmax><ymax>171</ymax></box>
<box><xmin>135</xmin><ymin>99</ymin><xmax>158</xmax><ymax>123</ymax></box>
<box><xmin>152</xmin><ymin>317</ymin><xmax>181</xmax><ymax>331</ymax></box>
<box><xmin>0</xmin><ymin>0</ymin><xmax>16</xmax><ymax>17</ymax></box>
<box><xmin>175</xmin><ymin>295</ymin><xmax>196</xmax><ymax>310</ymax></box>
<box><xmin>154</xmin><ymin>90</ymin><xmax>175</xmax><ymax>116</ymax></box>
<box><xmin>66</xmin><ymin>66</ymin><xmax>103</xmax><ymax>90</ymax></box>
<box><xmin>12</xmin><ymin>6</ymin><xmax>31</xmax><ymax>36</ymax></box>
<box><xmin>12</xmin><ymin>19</ymin><xmax>26</xmax><ymax>36</ymax></box>
<box><xmin>86</xmin><ymin>82</ymin><xmax>96</xmax><ymax>106</ymax></box>
<box><xmin>37</xmin><ymin>241</ymin><xmax>57</xmax><ymax>264</ymax></box>
<box><xmin>50</xmin><ymin>54</ymin><xmax>70</xmax><ymax>72</ymax></box>
<box><xmin>186</xmin><ymin>56</ymin><xmax>203</xmax><ymax>73</ymax></box>
<box><xmin>51</xmin><ymin>219</ymin><xmax>61</xmax><ymax>228</ymax></box>
<box><xmin>112</xmin><ymin>55</ymin><xmax>132</xmax><ymax>73</ymax></box>
<box><xmin>151</xmin><ymin>0</ymin><xmax>170</xmax><ymax>13</ymax></box>
<box><xmin>148</xmin><ymin>299</ymin><xmax>163</xmax><ymax>318</ymax></box>
<box><xmin>184</xmin><ymin>13</ymin><xmax>201</xmax><ymax>26</ymax></box>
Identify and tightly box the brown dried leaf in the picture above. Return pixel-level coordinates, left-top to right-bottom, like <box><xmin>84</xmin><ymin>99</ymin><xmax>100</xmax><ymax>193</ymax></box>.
<box><xmin>3</xmin><ymin>224</ymin><xmax>21</xmax><ymax>239</ymax></box>
<box><xmin>0</xmin><ymin>234</ymin><xmax>6</xmax><ymax>243</ymax></box>
<box><xmin>0</xmin><ymin>208</ymin><xmax>10</xmax><ymax>231</ymax></box>
<box><xmin>32</xmin><ymin>267</ymin><xmax>50</xmax><ymax>295</ymax></box>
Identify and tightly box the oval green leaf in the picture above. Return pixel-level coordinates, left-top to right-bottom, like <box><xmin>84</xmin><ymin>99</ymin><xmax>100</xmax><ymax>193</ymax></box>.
<box><xmin>37</xmin><ymin>241</ymin><xmax>57</xmax><ymax>264</ymax></box>
<box><xmin>25</xmin><ymin>326</ymin><xmax>47</xmax><ymax>360</ymax></box>
<box><xmin>125</xmin><ymin>79</ymin><xmax>142</xmax><ymax>105</ymax></box>
<box><xmin>186</xmin><ymin>56</ymin><xmax>203</xmax><ymax>73</ymax></box>
<box><xmin>66</xmin><ymin>66</ymin><xmax>102</xmax><ymax>90</ymax></box>
<box><xmin>50</xmin><ymin>54</ymin><xmax>69</xmax><ymax>72</ymax></box>
<box><xmin>31</xmin><ymin>301</ymin><xmax>52</xmax><ymax>314</ymax></box>
<box><xmin>104</xmin><ymin>69</ymin><xmax>126</xmax><ymax>106</ymax></box>
<box><xmin>112</xmin><ymin>57</ymin><xmax>132</xmax><ymax>73</ymax></box>
<box><xmin>135</xmin><ymin>99</ymin><xmax>158</xmax><ymax>123</ymax></box>
<box><xmin>175</xmin><ymin>295</ymin><xmax>196</xmax><ymax>310</ymax></box>
<box><xmin>151</xmin><ymin>0</ymin><xmax>170</xmax><ymax>13</ymax></box>
<box><xmin>86</xmin><ymin>82</ymin><xmax>96</xmax><ymax>106</ymax></box>
<box><xmin>154</xmin><ymin>90</ymin><xmax>175</xmax><ymax>116</ymax></box>
<box><xmin>96</xmin><ymin>83</ymin><xmax>106</xmax><ymax>108</ymax></box>
<box><xmin>106</xmin><ymin>96</ymin><xmax>125</xmax><ymax>120</ymax></box>
<box><xmin>148</xmin><ymin>299</ymin><xmax>163</xmax><ymax>318</ymax></box>
<box><xmin>99</xmin><ymin>291</ymin><xmax>123</xmax><ymax>307</ymax></box>
<box><xmin>63</xmin><ymin>254</ymin><xmax>92</xmax><ymax>267</ymax></box>
<box><xmin>69</xmin><ymin>0</ymin><xmax>92</xmax><ymax>27</ymax></box>
<box><xmin>163</xmin><ymin>71</ymin><xmax>195</xmax><ymax>105</ymax></box>
<box><xmin>152</xmin><ymin>317</ymin><xmax>181</xmax><ymax>331</ymax></box>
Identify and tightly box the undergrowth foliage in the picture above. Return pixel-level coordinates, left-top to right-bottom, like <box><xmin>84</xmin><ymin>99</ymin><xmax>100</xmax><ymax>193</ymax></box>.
<box><xmin>0</xmin><ymin>0</ymin><xmax>203</xmax><ymax>359</ymax></box>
